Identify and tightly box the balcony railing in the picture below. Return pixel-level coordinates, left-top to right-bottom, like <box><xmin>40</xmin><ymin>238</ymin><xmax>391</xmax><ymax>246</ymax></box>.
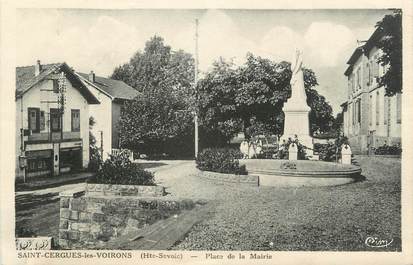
<box><xmin>26</xmin><ymin>131</ymin><xmax>81</xmax><ymax>143</ymax></box>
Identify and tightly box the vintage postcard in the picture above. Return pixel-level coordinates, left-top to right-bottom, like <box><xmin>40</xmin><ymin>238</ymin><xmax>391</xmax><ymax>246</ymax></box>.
<box><xmin>1</xmin><ymin>0</ymin><xmax>412</xmax><ymax>264</ymax></box>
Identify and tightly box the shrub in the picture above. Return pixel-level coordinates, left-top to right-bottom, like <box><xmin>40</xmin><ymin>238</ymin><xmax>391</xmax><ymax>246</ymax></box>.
<box><xmin>88</xmin><ymin>152</ymin><xmax>155</xmax><ymax>186</ymax></box>
<box><xmin>315</xmin><ymin>143</ymin><xmax>338</xmax><ymax>162</ymax></box>
<box><xmin>196</xmin><ymin>148</ymin><xmax>247</xmax><ymax>175</ymax></box>
<box><xmin>314</xmin><ymin>135</ymin><xmax>349</xmax><ymax>162</ymax></box>
<box><xmin>88</xmin><ymin>117</ymin><xmax>102</xmax><ymax>172</ymax></box>
<box><xmin>373</xmin><ymin>143</ymin><xmax>402</xmax><ymax>155</ymax></box>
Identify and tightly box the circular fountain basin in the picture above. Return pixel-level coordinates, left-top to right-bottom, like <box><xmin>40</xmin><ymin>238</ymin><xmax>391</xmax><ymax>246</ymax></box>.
<box><xmin>241</xmin><ymin>159</ymin><xmax>362</xmax><ymax>187</ymax></box>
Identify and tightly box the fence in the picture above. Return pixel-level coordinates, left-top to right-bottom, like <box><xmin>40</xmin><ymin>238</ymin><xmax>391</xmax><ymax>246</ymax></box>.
<box><xmin>111</xmin><ymin>148</ymin><xmax>134</xmax><ymax>161</ymax></box>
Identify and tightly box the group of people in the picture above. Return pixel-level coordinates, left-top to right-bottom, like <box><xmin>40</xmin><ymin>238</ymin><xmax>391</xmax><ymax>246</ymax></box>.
<box><xmin>239</xmin><ymin>135</ymin><xmax>299</xmax><ymax>159</ymax></box>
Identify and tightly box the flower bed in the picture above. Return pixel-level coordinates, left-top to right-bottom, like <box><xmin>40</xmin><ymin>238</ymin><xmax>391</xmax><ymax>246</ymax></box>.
<box><xmin>196</xmin><ymin>148</ymin><xmax>247</xmax><ymax>175</ymax></box>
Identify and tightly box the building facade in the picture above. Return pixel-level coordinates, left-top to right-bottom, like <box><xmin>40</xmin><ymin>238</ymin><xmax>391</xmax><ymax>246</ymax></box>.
<box><xmin>342</xmin><ymin>29</ymin><xmax>401</xmax><ymax>154</ymax></box>
<box><xmin>77</xmin><ymin>71</ymin><xmax>139</xmax><ymax>160</ymax></box>
<box><xmin>15</xmin><ymin>61</ymin><xmax>99</xmax><ymax>180</ymax></box>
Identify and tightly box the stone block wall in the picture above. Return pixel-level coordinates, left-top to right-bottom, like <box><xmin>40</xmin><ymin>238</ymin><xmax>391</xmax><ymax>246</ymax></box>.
<box><xmin>59</xmin><ymin>187</ymin><xmax>194</xmax><ymax>249</ymax></box>
<box><xmin>85</xmin><ymin>183</ymin><xmax>165</xmax><ymax>197</ymax></box>
<box><xmin>198</xmin><ymin>170</ymin><xmax>259</xmax><ymax>186</ymax></box>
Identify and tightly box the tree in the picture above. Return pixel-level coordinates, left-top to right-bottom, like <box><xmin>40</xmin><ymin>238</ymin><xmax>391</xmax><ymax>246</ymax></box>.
<box><xmin>376</xmin><ymin>10</ymin><xmax>402</xmax><ymax>96</ymax></box>
<box><xmin>113</xmin><ymin>36</ymin><xmax>195</xmax><ymax>157</ymax></box>
<box><xmin>119</xmin><ymin>86</ymin><xmax>194</xmax><ymax>157</ymax></box>
<box><xmin>111</xmin><ymin>36</ymin><xmax>194</xmax><ymax>94</ymax></box>
<box><xmin>196</xmin><ymin>53</ymin><xmax>334</xmax><ymax>144</ymax></box>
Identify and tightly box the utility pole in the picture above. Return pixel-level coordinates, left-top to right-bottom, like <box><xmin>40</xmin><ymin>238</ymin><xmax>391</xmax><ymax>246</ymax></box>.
<box><xmin>194</xmin><ymin>19</ymin><xmax>199</xmax><ymax>159</ymax></box>
<box><xmin>100</xmin><ymin>131</ymin><xmax>104</xmax><ymax>160</ymax></box>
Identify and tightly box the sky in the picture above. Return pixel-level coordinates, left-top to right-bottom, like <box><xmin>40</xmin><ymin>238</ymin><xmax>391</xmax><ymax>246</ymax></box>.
<box><xmin>16</xmin><ymin>9</ymin><xmax>392</xmax><ymax>114</ymax></box>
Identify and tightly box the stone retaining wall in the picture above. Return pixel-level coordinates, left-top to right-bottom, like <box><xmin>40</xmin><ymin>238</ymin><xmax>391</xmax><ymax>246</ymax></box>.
<box><xmin>59</xmin><ymin>187</ymin><xmax>194</xmax><ymax>249</ymax></box>
<box><xmin>198</xmin><ymin>170</ymin><xmax>259</xmax><ymax>186</ymax></box>
<box><xmin>85</xmin><ymin>183</ymin><xmax>165</xmax><ymax>197</ymax></box>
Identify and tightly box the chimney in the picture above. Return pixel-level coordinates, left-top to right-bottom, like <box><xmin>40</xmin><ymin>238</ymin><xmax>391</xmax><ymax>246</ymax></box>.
<box><xmin>88</xmin><ymin>70</ymin><xmax>95</xmax><ymax>83</ymax></box>
<box><xmin>34</xmin><ymin>60</ymin><xmax>42</xmax><ymax>76</ymax></box>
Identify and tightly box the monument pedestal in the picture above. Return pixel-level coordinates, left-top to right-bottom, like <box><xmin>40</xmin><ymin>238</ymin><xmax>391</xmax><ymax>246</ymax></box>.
<box><xmin>281</xmin><ymin>90</ymin><xmax>313</xmax><ymax>156</ymax></box>
<box><xmin>281</xmin><ymin>108</ymin><xmax>314</xmax><ymax>157</ymax></box>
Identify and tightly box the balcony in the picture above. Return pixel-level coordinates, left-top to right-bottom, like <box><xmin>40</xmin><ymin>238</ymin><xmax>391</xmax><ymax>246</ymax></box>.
<box><xmin>26</xmin><ymin>131</ymin><xmax>81</xmax><ymax>143</ymax></box>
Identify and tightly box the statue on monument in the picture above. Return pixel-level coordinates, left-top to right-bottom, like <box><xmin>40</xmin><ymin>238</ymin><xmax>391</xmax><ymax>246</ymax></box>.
<box><xmin>286</xmin><ymin>49</ymin><xmax>308</xmax><ymax>108</ymax></box>
<box><xmin>290</xmin><ymin>49</ymin><xmax>303</xmax><ymax>85</ymax></box>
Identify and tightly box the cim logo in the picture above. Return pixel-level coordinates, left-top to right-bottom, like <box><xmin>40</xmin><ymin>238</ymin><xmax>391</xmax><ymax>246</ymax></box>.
<box><xmin>365</xmin><ymin>236</ymin><xmax>393</xmax><ymax>248</ymax></box>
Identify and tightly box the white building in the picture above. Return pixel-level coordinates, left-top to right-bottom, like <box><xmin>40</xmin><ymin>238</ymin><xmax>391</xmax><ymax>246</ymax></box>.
<box><xmin>341</xmin><ymin>27</ymin><xmax>401</xmax><ymax>154</ymax></box>
<box><xmin>76</xmin><ymin>71</ymin><xmax>139</xmax><ymax>160</ymax></box>
<box><xmin>16</xmin><ymin>61</ymin><xmax>100</xmax><ymax>180</ymax></box>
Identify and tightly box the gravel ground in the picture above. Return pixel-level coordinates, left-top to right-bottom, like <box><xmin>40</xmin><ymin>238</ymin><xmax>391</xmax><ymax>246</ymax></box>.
<box><xmin>15</xmin><ymin>157</ymin><xmax>400</xmax><ymax>251</ymax></box>
<box><xmin>168</xmin><ymin>156</ymin><xmax>401</xmax><ymax>251</ymax></box>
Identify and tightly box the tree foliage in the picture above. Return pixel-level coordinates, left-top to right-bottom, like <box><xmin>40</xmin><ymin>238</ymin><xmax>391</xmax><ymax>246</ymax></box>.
<box><xmin>114</xmin><ymin>36</ymin><xmax>335</xmax><ymax>154</ymax></box>
<box><xmin>114</xmin><ymin>36</ymin><xmax>195</xmax><ymax>157</ymax></box>
<box><xmin>196</xmin><ymin>53</ymin><xmax>334</xmax><ymax>143</ymax></box>
<box><xmin>376</xmin><ymin>10</ymin><xmax>402</xmax><ymax>96</ymax></box>
<box><xmin>111</xmin><ymin>36</ymin><xmax>195</xmax><ymax>98</ymax></box>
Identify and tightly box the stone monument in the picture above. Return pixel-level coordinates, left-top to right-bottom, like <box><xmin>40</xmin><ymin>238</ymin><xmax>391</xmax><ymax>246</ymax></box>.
<box><xmin>341</xmin><ymin>144</ymin><xmax>352</xmax><ymax>165</ymax></box>
<box><xmin>288</xmin><ymin>142</ymin><xmax>298</xmax><ymax>160</ymax></box>
<box><xmin>281</xmin><ymin>49</ymin><xmax>313</xmax><ymax>154</ymax></box>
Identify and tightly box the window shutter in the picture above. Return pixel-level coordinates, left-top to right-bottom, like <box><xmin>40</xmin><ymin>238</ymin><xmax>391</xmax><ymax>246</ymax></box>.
<box><xmin>40</xmin><ymin>111</ymin><xmax>45</xmax><ymax>131</ymax></box>
<box><xmin>364</xmin><ymin>63</ymin><xmax>370</xmax><ymax>87</ymax></box>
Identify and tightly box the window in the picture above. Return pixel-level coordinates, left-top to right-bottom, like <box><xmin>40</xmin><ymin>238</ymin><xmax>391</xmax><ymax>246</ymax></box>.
<box><xmin>50</xmin><ymin>108</ymin><xmax>61</xmax><ymax>132</ymax></box>
<box><xmin>369</xmin><ymin>95</ymin><xmax>373</xmax><ymax>126</ymax></box>
<box><xmin>71</xmin><ymin>109</ymin><xmax>80</xmax><ymax>132</ymax></box>
<box><xmin>351</xmin><ymin>74</ymin><xmax>355</xmax><ymax>93</ymax></box>
<box><xmin>384</xmin><ymin>96</ymin><xmax>388</xmax><ymax>125</ymax></box>
<box><xmin>53</xmin><ymin>79</ymin><xmax>59</xmax><ymax>93</ymax></box>
<box><xmin>366</xmin><ymin>63</ymin><xmax>371</xmax><ymax>86</ymax></box>
<box><xmin>373</xmin><ymin>55</ymin><xmax>380</xmax><ymax>79</ymax></box>
<box><xmin>27</xmin><ymin>158</ymin><xmax>49</xmax><ymax>172</ymax></box>
<box><xmin>356</xmin><ymin>68</ymin><xmax>360</xmax><ymax>91</ymax></box>
<box><xmin>376</xmin><ymin>91</ymin><xmax>380</xmax><ymax>125</ymax></box>
<box><xmin>28</xmin><ymin>108</ymin><xmax>40</xmax><ymax>133</ymax></box>
<box><xmin>397</xmin><ymin>93</ymin><xmax>402</xmax><ymax>123</ymax></box>
<box><xmin>354</xmin><ymin>99</ymin><xmax>361</xmax><ymax>124</ymax></box>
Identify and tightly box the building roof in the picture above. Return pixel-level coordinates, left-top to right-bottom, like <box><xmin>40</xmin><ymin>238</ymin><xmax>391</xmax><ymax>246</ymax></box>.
<box><xmin>346</xmin><ymin>46</ymin><xmax>364</xmax><ymax>66</ymax></box>
<box><xmin>16</xmin><ymin>62</ymin><xmax>100</xmax><ymax>104</ymax></box>
<box><xmin>77</xmin><ymin>72</ymin><xmax>140</xmax><ymax>101</ymax></box>
<box><xmin>344</xmin><ymin>65</ymin><xmax>353</xmax><ymax>77</ymax></box>
<box><xmin>344</xmin><ymin>26</ymin><xmax>385</xmax><ymax>76</ymax></box>
<box><xmin>363</xmin><ymin>26</ymin><xmax>384</xmax><ymax>55</ymax></box>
